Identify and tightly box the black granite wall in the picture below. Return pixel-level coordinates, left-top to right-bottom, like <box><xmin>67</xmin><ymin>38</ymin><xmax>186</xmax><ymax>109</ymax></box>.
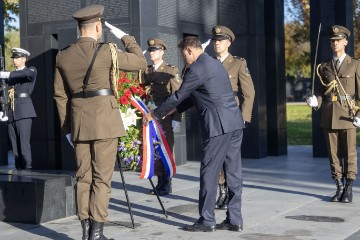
<box><xmin>17</xmin><ymin>0</ymin><xmax>291</xmax><ymax>170</ymax></box>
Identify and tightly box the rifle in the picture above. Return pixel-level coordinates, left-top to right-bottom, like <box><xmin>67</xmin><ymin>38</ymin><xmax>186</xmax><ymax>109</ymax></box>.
<box><xmin>0</xmin><ymin>44</ymin><xmax>9</xmax><ymax>121</ymax></box>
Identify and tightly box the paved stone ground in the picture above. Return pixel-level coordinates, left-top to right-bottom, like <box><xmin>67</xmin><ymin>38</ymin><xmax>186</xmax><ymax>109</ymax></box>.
<box><xmin>0</xmin><ymin>145</ymin><xmax>359</xmax><ymax>240</ymax></box>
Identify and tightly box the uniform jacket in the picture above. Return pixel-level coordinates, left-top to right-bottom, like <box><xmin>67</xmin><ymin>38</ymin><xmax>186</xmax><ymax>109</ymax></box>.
<box><xmin>54</xmin><ymin>36</ymin><xmax>147</xmax><ymax>141</ymax></box>
<box><xmin>222</xmin><ymin>54</ymin><xmax>255</xmax><ymax>122</ymax></box>
<box><xmin>317</xmin><ymin>54</ymin><xmax>360</xmax><ymax>129</ymax></box>
<box><xmin>145</xmin><ymin>61</ymin><xmax>182</xmax><ymax>121</ymax></box>
<box><xmin>7</xmin><ymin>66</ymin><xmax>37</xmax><ymax>122</ymax></box>
<box><xmin>154</xmin><ymin>52</ymin><xmax>244</xmax><ymax>140</ymax></box>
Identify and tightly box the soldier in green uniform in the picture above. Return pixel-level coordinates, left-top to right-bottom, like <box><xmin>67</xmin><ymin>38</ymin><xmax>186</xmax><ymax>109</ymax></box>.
<box><xmin>54</xmin><ymin>5</ymin><xmax>146</xmax><ymax>240</ymax></box>
<box><xmin>144</xmin><ymin>38</ymin><xmax>182</xmax><ymax>196</ymax></box>
<box><xmin>211</xmin><ymin>25</ymin><xmax>255</xmax><ymax>209</ymax></box>
<box><xmin>307</xmin><ymin>25</ymin><xmax>360</xmax><ymax>203</ymax></box>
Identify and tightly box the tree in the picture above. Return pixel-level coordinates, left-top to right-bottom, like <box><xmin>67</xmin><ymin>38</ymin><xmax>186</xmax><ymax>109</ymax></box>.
<box><xmin>284</xmin><ymin>0</ymin><xmax>311</xmax><ymax>78</ymax></box>
<box><xmin>3</xmin><ymin>0</ymin><xmax>19</xmax><ymax>32</ymax></box>
<box><xmin>3</xmin><ymin>0</ymin><xmax>19</xmax><ymax>71</ymax></box>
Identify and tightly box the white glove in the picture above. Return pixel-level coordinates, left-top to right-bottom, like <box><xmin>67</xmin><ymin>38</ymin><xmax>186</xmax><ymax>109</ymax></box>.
<box><xmin>201</xmin><ymin>39</ymin><xmax>211</xmax><ymax>50</ymax></box>
<box><xmin>172</xmin><ymin>120</ymin><xmax>180</xmax><ymax>133</ymax></box>
<box><xmin>353</xmin><ymin>117</ymin><xmax>360</xmax><ymax>127</ymax></box>
<box><xmin>0</xmin><ymin>112</ymin><xmax>8</xmax><ymax>122</ymax></box>
<box><xmin>104</xmin><ymin>21</ymin><xmax>128</xmax><ymax>39</ymax></box>
<box><xmin>0</xmin><ymin>71</ymin><xmax>10</xmax><ymax>79</ymax></box>
<box><xmin>306</xmin><ymin>95</ymin><xmax>318</xmax><ymax>108</ymax></box>
<box><xmin>66</xmin><ymin>133</ymin><xmax>74</xmax><ymax>148</ymax></box>
<box><xmin>142</xmin><ymin>50</ymin><xmax>147</xmax><ymax>55</ymax></box>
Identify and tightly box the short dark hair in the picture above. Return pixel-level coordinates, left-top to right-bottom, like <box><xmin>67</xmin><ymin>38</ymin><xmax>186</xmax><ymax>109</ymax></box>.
<box><xmin>177</xmin><ymin>36</ymin><xmax>202</xmax><ymax>50</ymax></box>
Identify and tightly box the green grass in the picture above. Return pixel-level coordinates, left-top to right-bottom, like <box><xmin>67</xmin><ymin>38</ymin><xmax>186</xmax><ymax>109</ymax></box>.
<box><xmin>287</xmin><ymin>103</ymin><xmax>360</xmax><ymax>145</ymax></box>
<box><xmin>287</xmin><ymin>104</ymin><xmax>312</xmax><ymax>145</ymax></box>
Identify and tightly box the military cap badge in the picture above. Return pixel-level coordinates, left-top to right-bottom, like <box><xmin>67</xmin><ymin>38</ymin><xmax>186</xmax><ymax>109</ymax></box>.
<box><xmin>215</xmin><ymin>27</ymin><xmax>221</xmax><ymax>34</ymax></box>
<box><xmin>333</xmin><ymin>27</ymin><xmax>339</xmax><ymax>33</ymax></box>
<box><xmin>149</xmin><ymin>39</ymin><xmax>155</xmax><ymax>46</ymax></box>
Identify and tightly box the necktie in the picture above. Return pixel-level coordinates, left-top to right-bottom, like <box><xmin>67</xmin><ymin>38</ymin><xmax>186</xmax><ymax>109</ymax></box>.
<box><xmin>335</xmin><ymin>59</ymin><xmax>340</xmax><ymax>71</ymax></box>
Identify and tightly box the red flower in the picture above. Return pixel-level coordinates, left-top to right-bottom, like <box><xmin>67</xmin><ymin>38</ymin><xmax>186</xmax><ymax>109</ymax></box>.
<box><xmin>131</xmin><ymin>86</ymin><xmax>139</xmax><ymax>94</ymax></box>
<box><xmin>120</xmin><ymin>96</ymin><xmax>129</xmax><ymax>105</ymax></box>
<box><xmin>124</xmin><ymin>89</ymin><xmax>132</xmax><ymax>98</ymax></box>
<box><xmin>118</xmin><ymin>85</ymin><xmax>123</xmax><ymax>90</ymax></box>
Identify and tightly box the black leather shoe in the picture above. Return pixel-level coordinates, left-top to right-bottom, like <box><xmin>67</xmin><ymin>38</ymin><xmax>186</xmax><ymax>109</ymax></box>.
<box><xmin>182</xmin><ymin>222</ymin><xmax>215</xmax><ymax>232</ymax></box>
<box><xmin>216</xmin><ymin>220</ymin><xmax>243</xmax><ymax>232</ymax></box>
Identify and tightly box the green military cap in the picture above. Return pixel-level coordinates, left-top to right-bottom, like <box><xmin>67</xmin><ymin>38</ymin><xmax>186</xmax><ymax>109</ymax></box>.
<box><xmin>329</xmin><ymin>25</ymin><xmax>351</xmax><ymax>40</ymax></box>
<box><xmin>147</xmin><ymin>38</ymin><xmax>167</xmax><ymax>51</ymax></box>
<box><xmin>212</xmin><ymin>25</ymin><xmax>235</xmax><ymax>42</ymax></box>
<box><xmin>73</xmin><ymin>5</ymin><xmax>104</xmax><ymax>24</ymax></box>
<box><xmin>11</xmin><ymin>47</ymin><xmax>30</xmax><ymax>58</ymax></box>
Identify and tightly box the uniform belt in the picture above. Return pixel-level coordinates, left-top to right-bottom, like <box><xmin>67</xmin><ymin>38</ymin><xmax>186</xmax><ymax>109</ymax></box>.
<box><xmin>72</xmin><ymin>89</ymin><xmax>114</xmax><ymax>98</ymax></box>
<box><xmin>326</xmin><ymin>95</ymin><xmax>352</xmax><ymax>102</ymax></box>
<box><xmin>153</xmin><ymin>95</ymin><xmax>170</xmax><ymax>102</ymax></box>
<box><xmin>14</xmin><ymin>93</ymin><xmax>30</xmax><ymax>98</ymax></box>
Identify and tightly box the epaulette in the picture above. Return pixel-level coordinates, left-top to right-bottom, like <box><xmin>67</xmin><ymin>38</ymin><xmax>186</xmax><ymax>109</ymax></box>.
<box><xmin>233</xmin><ymin>56</ymin><xmax>245</xmax><ymax>61</ymax></box>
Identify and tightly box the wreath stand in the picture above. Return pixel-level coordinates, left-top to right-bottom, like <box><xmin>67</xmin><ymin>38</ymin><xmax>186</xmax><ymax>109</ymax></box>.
<box><xmin>116</xmin><ymin>155</ymin><xmax>168</xmax><ymax>229</ymax></box>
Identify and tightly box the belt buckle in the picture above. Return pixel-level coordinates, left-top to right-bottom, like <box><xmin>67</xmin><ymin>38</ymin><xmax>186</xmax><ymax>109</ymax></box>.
<box><xmin>332</xmin><ymin>95</ymin><xmax>337</xmax><ymax>101</ymax></box>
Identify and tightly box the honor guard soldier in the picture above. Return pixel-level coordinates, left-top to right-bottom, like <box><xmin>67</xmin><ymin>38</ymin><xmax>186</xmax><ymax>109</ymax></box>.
<box><xmin>144</xmin><ymin>38</ymin><xmax>182</xmax><ymax>196</ymax></box>
<box><xmin>307</xmin><ymin>25</ymin><xmax>360</xmax><ymax>203</ymax></box>
<box><xmin>54</xmin><ymin>5</ymin><xmax>146</xmax><ymax>240</ymax></box>
<box><xmin>212</xmin><ymin>25</ymin><xmax>255</xmax><ymax>210</ymax></box>
<box><xmin>0</xmin><ymin>47</ymin><xmax>37</xmax><ymax>170</ymax></box>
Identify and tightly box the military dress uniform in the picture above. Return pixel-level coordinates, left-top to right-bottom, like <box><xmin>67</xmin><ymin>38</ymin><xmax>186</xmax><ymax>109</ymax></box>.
<box><xmin>6</xmin><ymin>48</ymin><xmax>37</xmax><ymax>170</ymax></box>
<box><xmin>315</xmin><ymin>25</ymin><xmax>360</xmax><ymax>203</ymax></box>
<box><xmin>212</xmin><ymin>25</ymin><xmax>255</xmax><ymax>209</ymax></box>
<box><xmin>53</xmin><ymin>5</ymin><xmax>146</xmax><ymax>240</ymax></box>
<box><xmin>144</xmin><ymin>38</ymin><xmax>182</xmax><ymax>195</ymax></box>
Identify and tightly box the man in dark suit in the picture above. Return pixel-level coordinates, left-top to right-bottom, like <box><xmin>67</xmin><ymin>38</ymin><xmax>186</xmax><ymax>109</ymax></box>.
<box><xmin>145</xmin><ymin>36</ymin><xmax>244</xmax><ymax>232</ymax></box>
<box><xmin>307</xmin><ymin>25</ymin><xmax>360</xmax><ymax>203</ymax></box>
<box><xmin>54</xmin><ymin>5</ymin><xmax>146</xmax><ymax>240</ymax></box>
<box><xmin>0</xmin><ymin>47</ymin><xmax>37</xmax><ymax>170</ymax></box>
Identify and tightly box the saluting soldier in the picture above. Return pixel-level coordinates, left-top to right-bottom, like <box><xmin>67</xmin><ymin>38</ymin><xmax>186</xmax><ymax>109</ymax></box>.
<box><xmin>0</xmin><ymin>48</ymin><xmax>37</xmax><ymax>170</ymax></box>
<box><xmin>212</xmin><ymin>25</ymin><xmax>255</xmax><ymax>210</ymax></box>
<box><xmin>54</xmin><ymin>5</ymin><xmax>146</xmax><ymax>240</ymax></box>
<box><xmin>307</xmin><ymin>25</ymin><xmax>360</xmax><ymax>203</ymax></box>
<box><xmin>144</xmin><ymin>38</ymin><xmax>182</xmax><ymax>196</ymax></box>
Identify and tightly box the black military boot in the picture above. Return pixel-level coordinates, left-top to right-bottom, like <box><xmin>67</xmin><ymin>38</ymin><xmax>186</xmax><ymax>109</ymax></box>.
<box><xmin>81</xmin><ymin>219</ymin><xmax>91</xmax><ymax>240</ymax></box>
<box><xmin>341</xmin><ymin>179</ymin><xmax>354</xmax><ymax>203</ymax></box>
<box><xmin>89</xmin><ymin>221</ymin><xmax>114</xmax><ymax>240</ymax></box>
<box><xmin>330</xmin><ymin>178</ymin><xmax>343</xmax><ymax>202</ymax></box>
<box><xmin>215</xmin><ymin>184</ymin><xmax>227</xmax><ymax>209</ymax></box>
<box><xmin>149</xmin><ymin>175</ymin><xmax>164</xmax><ymax>195</ymax></box>
<box><xmin>159</xmin><ymin>177</ymin><xmax>172</xmax><ymax>195</ymax></box>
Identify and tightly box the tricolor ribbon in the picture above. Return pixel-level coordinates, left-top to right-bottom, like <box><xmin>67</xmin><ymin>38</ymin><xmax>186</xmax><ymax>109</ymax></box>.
<box><xmin>130</xmin><ymin>95</ymin><xmax>176</xmax><ymax>179</ymax></box>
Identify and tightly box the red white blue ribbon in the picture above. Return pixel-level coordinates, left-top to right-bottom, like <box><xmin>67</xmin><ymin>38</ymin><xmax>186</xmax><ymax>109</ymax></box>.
<box><xmin>130</xmin><ymin>95</ymin><xmax>176</xmax><ymax>179</ymax></box>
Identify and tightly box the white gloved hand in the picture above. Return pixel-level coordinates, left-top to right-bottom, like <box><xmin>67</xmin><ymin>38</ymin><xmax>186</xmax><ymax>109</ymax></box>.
<box><xmin>0</xmin><ymin>71</ymin><xmax>10</xmax><ymax>79</ymax></box>
<box><xmin>172</xmin><ymin>120</ymin><xmax>180</xmax><ymax>133</ymax></box>
<box><xmin>142</xmin><ymin>50</ymin><xmax>147</xmax><ymax>55</ymax></box>
<box><xmin>104</xmin><ymin>21</ymin><xmax>128</xmax><ymax>39</ymax></box>
<box><xmin>201</xmin><ymin>39</ymin><xmax>211</xmax><ymax>51</ymax></box>
<box><xmin>0</xmin><ymin>111</ymin><xmax>8</xmax><ymax>122</ymax></box>
<box><xmin>66</xmin><ymin>133</ymin><xmax>74</xmax><ymax>148</ymax></box>
<box><xmin>353</xmin><ymin>117</ymin><xmax>360</xmax><ymax>127</ymax></box>
<box><xmin>306</xmin><ymin>95</ymin><xmax>318</xmax><ymax>108</ymax></box>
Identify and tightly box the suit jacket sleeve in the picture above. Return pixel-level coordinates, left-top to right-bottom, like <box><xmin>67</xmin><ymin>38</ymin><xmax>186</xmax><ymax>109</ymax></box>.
<box><xmin>238</xmin><ymin>59</ymin><xmax>255</xmax><ymax>122</ymax></box>
<box><xmin>117</xmin><ymin>35</ymin><xmax>147</xmax><ymax>71</ymax></box>
<box><xmin>154</xmin><ymin>67</ymin><xmax>200</xmax><ymax>119</ymax></box>
<box><xmin>54</xmin><ymin>54</ymin><xmax>72</xmax><ymax>134</ymax></box>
